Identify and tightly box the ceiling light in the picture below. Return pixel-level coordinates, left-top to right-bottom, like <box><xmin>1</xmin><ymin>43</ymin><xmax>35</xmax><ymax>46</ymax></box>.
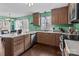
<box><xmin>25</xmin><ymin>3</ymin><xmax>34</xmax><ymax>7</ymax></box>
<box><xmin>6</xmin><ymin>12</ymin><xmax>11</xmax><ymax>21</ymax></box>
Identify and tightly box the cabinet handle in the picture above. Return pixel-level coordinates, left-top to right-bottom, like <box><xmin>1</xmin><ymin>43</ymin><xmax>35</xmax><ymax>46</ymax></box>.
<box><xmin>1</xmin><ymin>38</ymin><xmax>5</xmax><ymax>46</ymax></box>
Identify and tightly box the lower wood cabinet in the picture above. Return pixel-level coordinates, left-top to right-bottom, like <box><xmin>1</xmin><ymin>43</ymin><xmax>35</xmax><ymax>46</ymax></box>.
<box><xmin>13</xmin><ymin>36</ymin><xmax>25</xmax><ymax>56</ymax></box>
<box><xmin>37</xmin><ymin>32</ymin><xmax>60</xmax><ymax>47</ymax></box>
<box><xmin>24</xmin><ymin>35</ymin><xmax>31</xmax><ymax>50</ymax></box>
<box><xmin>2</xmin><ymin>34</ymin><xmax>31</xmax><ymax>56</ymax></box>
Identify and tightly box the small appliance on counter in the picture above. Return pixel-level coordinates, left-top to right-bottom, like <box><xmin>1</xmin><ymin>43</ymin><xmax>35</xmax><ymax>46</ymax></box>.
<box><xmin>17</xmin><ymin>29</ymin><xmax>22</xmax><ymax>34</ymax></box>
<box><xmin>1</xmin><ymin>30</ymin><xmax>9</xmax><ymax>34</ymax></box>
<box><xmin>10</xmin><ymin>30</ymin><xmax>17</xmax><ymax>33</ymax></box>
<box><xmin>68</xmin><ymin>27</ymin><xmax>79</xmax><ymax>41</ymax></box>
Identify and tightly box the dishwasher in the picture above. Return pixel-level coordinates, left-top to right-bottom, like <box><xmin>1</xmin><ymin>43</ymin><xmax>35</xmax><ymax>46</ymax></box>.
<box><xmin>30</xmin><ymin>33</ymin><xmax>37</xmax><ymax>47</ymax></box>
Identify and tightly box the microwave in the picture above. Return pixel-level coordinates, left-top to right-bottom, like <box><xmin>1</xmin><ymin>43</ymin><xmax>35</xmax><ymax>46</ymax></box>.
<box><xmin>69</xmin><ymin>3</ymin><xmax>79</xmax><ymax>23</ymax></box>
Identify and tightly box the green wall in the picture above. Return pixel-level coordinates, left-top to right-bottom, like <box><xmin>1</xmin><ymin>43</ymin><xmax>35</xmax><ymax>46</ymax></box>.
<box><xmin>73</xmin><ymin>23</ymin><xmax>79</xmax><ymax>30</ymax></box>
<box><xmin>1</xmin><ymin>11</ymin><xmax>79</xmax><ymax>31</ymax></box>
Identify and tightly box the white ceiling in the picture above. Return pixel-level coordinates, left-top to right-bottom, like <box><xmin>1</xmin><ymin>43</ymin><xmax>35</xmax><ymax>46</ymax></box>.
<box><xmin>0</xmin><ymin>3</ymin><xmax>68</xmax><ymax>17</ymax></box>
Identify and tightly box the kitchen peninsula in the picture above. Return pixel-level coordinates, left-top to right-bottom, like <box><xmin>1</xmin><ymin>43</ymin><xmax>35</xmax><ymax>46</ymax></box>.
<box><xmin>0</xmin><ymin>32</ymin><xmax>36</xmax><ymax>56</ymax></box>
<box><xmin>0</xmin><ymin>31</ymin><xmax>62</xmax><ymax>56</ymax></box>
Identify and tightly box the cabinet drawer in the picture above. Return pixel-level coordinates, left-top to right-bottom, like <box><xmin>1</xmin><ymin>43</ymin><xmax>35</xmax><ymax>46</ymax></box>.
<box><xmin>13</xmin><ymin>36</ymin><xmax>24</xmax><ymax>42</ymax></box>
<box><xmin>13</xmin><ymin>39</ymin><xmax>24</xmax><ymax>46</ymax></box>
<box><xmin>13</xmin><ymin>42</ymin><xmax>24</xmax><ymax>56</ymax></box>
<box><xmin>25</xmin><ymin>35</ymin><xmax>30</xmax><ymax>38</ymax></box>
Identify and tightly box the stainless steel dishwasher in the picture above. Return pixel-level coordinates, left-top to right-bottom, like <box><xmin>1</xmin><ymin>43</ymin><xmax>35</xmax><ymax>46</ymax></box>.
<box><xmin>30</xmin><ymin>33</ymin><xmax>37</xmax><ymax>47</ymax></box>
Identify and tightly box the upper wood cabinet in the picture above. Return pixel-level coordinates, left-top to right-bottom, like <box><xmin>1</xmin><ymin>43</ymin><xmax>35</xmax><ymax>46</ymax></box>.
<box><xmin>33</xmin><ymin>12</ymin><xmax>40</xmax><ymax>25</ymax></box>
<box><xmin>51</xmin><ymin>6</ymin><xmax>68</xmax><ymax>24</ymax></box>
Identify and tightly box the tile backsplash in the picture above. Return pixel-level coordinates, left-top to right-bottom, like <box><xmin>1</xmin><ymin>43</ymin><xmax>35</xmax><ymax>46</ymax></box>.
<box><xmin>73</xmin><ymin>23</ymin><xmax>79</xmax><ymax>30</ymax></box>
<box><xmin>52</xmin><ymin>24</ymin><xmax>73</xmax><ymax>32</ymax></box>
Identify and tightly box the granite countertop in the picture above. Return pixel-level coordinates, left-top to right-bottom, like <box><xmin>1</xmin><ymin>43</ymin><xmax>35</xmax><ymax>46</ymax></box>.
<box><xmin>0</xmin><ymin>31</ymin><xmax>62</xmax><ymax>38</ymax></box>
<box><xmin>0</xmin><ymin>31</ymin><xmax>79</xmax><ymax>38</ymax></box>
<box><xmin>62</xmin><ymin>33</ymin><xmax>79</xmax><ymax>35</ymax></box>
<box><xmin>0</xmin><ymin>31</ymin><xmax>37</xmax><ymax>38</ymax></box>
<box><xmin>65</xmin><ymin>40</ymin><xmax>79</xmax><ymax>56</ymax></box>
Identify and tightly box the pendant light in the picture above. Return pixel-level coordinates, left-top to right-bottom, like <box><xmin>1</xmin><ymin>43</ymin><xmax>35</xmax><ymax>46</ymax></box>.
<box><xmin>25</xmin><ymin>3</ymin><xmax>34</xmax><ymax>7</ymax></box>
<box><xmin>6</xmin><ymin>12</ymin><xmax>11</xmax><ymax>21</ymax></box>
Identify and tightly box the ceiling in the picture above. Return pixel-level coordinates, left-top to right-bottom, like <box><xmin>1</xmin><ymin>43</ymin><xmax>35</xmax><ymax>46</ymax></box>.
<box><xmin>0</xmin><ymin>3</ymin><xmax>68</xmax><ymax>17</ymax></box>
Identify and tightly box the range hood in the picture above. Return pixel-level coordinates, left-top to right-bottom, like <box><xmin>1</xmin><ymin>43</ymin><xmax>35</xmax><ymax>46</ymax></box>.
<box><xmin>69</xmin><ymin>3</ymin><xmax>79</xmax><ymax>23</ymax></box>
<box><xmin>71</xmin><ymin>19</ymin><xmax>79</xmax><ymax>23</ymax></box>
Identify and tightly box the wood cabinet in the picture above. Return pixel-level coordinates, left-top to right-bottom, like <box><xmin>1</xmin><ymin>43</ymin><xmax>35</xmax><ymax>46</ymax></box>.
<box><xmin>24</xmin><ymin>35</ymin><xmax>31</xmax><ymax>50</ymax></box>
<box><xmin>2</xmin><ymin>38</ymin><xmax>13</xmax><ymax>56</ymax></box>
<box><xmin>33</xmin><ymin>12</ymin><xmax>40</xmax><ymax>25</ymax></box>
<box><xmin>2</xmin><ymin>35</ymin><xmax>25</xmax><ymax>56</ymax></box>
<box><xmin>2</xmin><ymin>34</ymin><xmax>31</xmax><ymax>56</ymax></box>
<box><xmin>37</xmin><ymin>32</ymin><xmax>60</xmax><ymax>47</ymax></box>
<box><xmin>13</xmin><ymin>36</ymin><xmax>25</xmax><ymax>56</ymax></box>
<box><xmin>51</xmin><ymin>6</ymin><xmax>68</xmax><ymax>24</ymax></box>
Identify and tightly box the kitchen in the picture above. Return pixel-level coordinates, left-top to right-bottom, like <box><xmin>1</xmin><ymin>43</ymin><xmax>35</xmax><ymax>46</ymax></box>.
<box><xmin>0</xmin><ymin>3</ymin><xmax>78</xmax><ymax>56</ymax></box>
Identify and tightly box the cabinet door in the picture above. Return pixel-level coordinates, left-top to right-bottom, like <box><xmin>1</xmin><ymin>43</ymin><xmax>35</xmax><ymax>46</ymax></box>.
<box><xmin>59</xmin><ymin>6</ymin><xmax>68</xmax><ymax>24</ymax></box>
<box><xmin>52</xmin><ymin>6</ymin><xmax>68</xmax><ymax>24</ymax></box>
<box><xmin>52</xmin><ymin>9</ymin><xmax>60</xmax><ymax>24</ymax></box>
<box><xmin>33</xmin><ymin>12</ymin><xmax>40</xmax><ymax>25</ymax></box>
<box><xmin>37</xmin><ymin>32</ymin><xmax>47</xmax><ymax>44</ymax></box>
<box><xmin>55</xmin><ymin>33</ymin><xmax>60</xmax><ymax>47</ymax></box>
<box><xmin>24</xmin><ymin>35</ymin><xmax>31</xmax><ymax>50</ymax></box>
<box><xmin>37</xmin><ymin>32</ymin><xmax>60</xmax><ymax>47</ymax></box>
<box><xmin>3</xmin><ymin>38</ymin><xmax>13</xmax><ymax>56</ymax></box>
<box><xmin>37</xmin><ymin>32</ymin><xmax>55</xmax><ymax>46</ymax></box>
<box><xmin>13</xmin><ymin>36</ymin><xmax>25</xmax><ymax>56</ymax></box>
